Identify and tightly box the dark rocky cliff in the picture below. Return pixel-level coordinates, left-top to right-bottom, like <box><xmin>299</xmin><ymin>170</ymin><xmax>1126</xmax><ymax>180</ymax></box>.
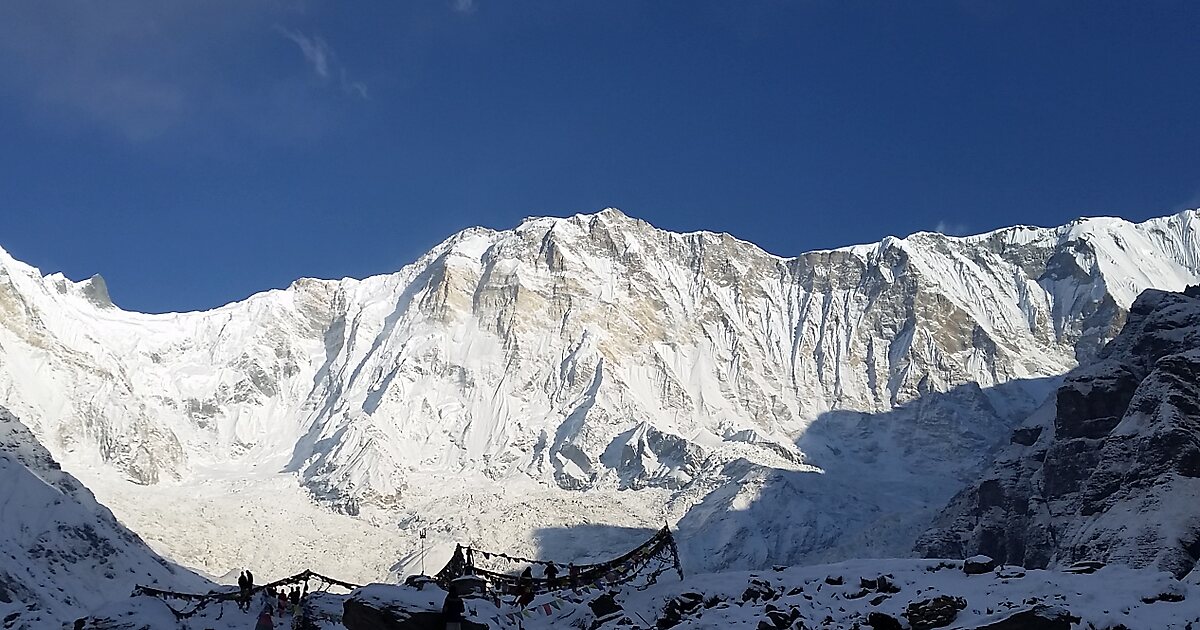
<box><xmin>916</xmin><ymin>286</ymin><xmax>1200</xmax><ymax>579</ymax></box>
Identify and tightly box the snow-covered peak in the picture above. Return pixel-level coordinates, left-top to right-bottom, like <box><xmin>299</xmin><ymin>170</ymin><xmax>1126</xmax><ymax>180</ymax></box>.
<box><xmin>2</xmin><ymin>207</ymin><xmax>1200</xmax><ymax>582</ymax></box>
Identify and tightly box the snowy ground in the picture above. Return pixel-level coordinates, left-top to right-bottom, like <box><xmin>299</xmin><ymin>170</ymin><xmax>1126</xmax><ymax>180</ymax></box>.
<box><xmin>91</xmin><ymin>558</ymin><xmax>1200</xmax><ymax>629</ymax></box>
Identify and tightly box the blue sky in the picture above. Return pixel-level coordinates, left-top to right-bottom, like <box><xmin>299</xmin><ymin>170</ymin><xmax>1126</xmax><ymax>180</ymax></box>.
<box><xmin>1</xmin><ymin>1</ymin><xmax>1198</xmax><ymax>313</ymax></box>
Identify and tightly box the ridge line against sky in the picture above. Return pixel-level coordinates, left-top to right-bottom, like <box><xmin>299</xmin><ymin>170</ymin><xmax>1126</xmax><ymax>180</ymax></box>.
<box><xmin>6</xmin><ymin>206</ymin><xmax>1198</xmax><ymax>317</ymax></box>
<box><xmin>1</xmin><ymin>1</ymin><xmax>1198</xmax><ymax>313</ymax></box>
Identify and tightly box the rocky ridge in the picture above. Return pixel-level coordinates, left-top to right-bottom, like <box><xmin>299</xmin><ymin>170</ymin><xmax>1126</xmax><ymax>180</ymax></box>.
<box><xmin>917</xmin><ymin>286</ymin><xmax>1200</xmax><ymax>581</ymax></box>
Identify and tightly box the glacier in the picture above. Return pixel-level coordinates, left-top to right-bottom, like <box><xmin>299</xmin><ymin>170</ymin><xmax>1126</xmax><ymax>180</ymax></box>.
<box><xmin>1</xmin><ymin>207</ymin><xmax>1198</xmax><ymax>583</ymax></box>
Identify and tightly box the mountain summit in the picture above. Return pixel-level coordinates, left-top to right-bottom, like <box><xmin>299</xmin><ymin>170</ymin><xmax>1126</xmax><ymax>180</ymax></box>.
<box><xmin>1</xmin><ymin>208</ymin><xmax>1198</xmax><ymax>580</ymax></box>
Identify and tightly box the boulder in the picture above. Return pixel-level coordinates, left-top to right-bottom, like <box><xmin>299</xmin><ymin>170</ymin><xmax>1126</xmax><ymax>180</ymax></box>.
<box><xmin>875</xmin><ymin>575</ymin><xmax>901</xmax><ymax>593</ymax></box>
<box><xmin>742</xmin><ymin>579</ymin><xmax>778</xmax><ymax>603</ymax></box>
<box><xmin>866</xmin><ymin>611</ymin><xmax>903</xmax><ymax>630</ymax></box>
<box><xmin>657</xmin><ymin>592</ymin><xmax>704</xmax><ymax>629</ymax></box>
<box><xmin>342</xmin><ymin>594</ymin><xmax>485</xmax><ymax>630</ymax></box>
<box><xmin>757</xmin><ymin>604</ymin><xmax>802</xmax><ymax>629</ymax></box>
<box><xmin>963</xmin><ymin>555</ymin><xmax>997</xmax><ymax>575</ymax></box>
<box><xmin>904</xmin><ymin>595</ymin><xmax>967</xmax><ymax>630</ymax></box>
<box><xmin>589</xmin><ymin>592</ymin><xmax>622</xmax><ymax>618</ymax></box>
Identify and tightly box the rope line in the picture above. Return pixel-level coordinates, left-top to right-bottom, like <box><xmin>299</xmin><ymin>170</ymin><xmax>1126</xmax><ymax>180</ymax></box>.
<box><xmin>132</xmin><ymin>569</ymin><xmax>361</xmax><ymax>619</ymax></box>
<box><xmin>435</xmin><ymin>525</ymin><xmax>684</xmax><ymax>594</ymax></box>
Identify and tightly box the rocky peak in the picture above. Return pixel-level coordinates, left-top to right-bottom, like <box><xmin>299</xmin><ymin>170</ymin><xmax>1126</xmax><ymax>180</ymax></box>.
<box><xmin>916</xmin><ymin>286</ymin><xmax>1200</xmax><ymax>579</ymax></box>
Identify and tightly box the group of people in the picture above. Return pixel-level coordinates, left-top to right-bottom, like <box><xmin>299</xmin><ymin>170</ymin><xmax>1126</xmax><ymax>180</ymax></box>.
<box><xmin>237</xmin><ymin>570</ymin><xmax>256</xmax><ymax>611</ymax></box>
<box><xmin>435</xmin><ymin>558</ymin><xmax>586</xmax><ymax>629</ymax></box>
<box><xmin>512</xmin><ymin>560</ymin><xmax>582</xmax><ymax>608</ymax></box>
<box><xmin>254</xmin><ymin>584</ymin><xmax>306</xmax><ymax>629</ymax></box>
<box><xmin>272</xmin><ymin>585</ymin><xmax>306</xmax><ymax>615</ymax></box>
<box><xmin>234</xmin><ymin>568</ymin><xmax>307</xmax><ymax>630</ymax></box>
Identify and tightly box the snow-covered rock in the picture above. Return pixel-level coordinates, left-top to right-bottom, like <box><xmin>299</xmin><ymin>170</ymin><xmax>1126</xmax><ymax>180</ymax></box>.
<box><xmin>918</xmin><ymin>286</ymin><xmax>1200</xmax><ymax>579</ymax></box>
<box><xmin>0</xmin><ymin>407</ymin><xmax>207</xmax><ymax>628</ymax></box>
<box><xmin>1</xmin><ymin>208</ymin><xmax>1199</xmax><ymax>580</ymax></box>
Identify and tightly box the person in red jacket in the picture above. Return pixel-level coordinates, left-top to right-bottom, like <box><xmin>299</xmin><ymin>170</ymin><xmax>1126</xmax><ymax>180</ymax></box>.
<box><xmin>255</xmin><ymin>606</ymin><xmax>275</xmax><ymax>630</ymax></box>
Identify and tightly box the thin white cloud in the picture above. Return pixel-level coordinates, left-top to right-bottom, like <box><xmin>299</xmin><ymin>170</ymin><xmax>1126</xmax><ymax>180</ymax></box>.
<box><xmin>451</xmin><ymin>0</ymin><xmax>477</xmax><ymax>15</ymax></box>
<box><xmin>275</xmin><ymin>25</ymin><xmax>367</xmax><ymax>100</ymax></box>
<box><xmin>0</xmin><ymin>1</ymin><xmax>364</xmax><ymax>142</ymax></box>
<box><xmin>274</xmin><ymin>25</ymin><xmax>331</xmax><ymax>79</ymax></box>
<box><xmin>339</xmin><ymin>68</ymin><xmax>369</xmax><ymax>100</ymax></box>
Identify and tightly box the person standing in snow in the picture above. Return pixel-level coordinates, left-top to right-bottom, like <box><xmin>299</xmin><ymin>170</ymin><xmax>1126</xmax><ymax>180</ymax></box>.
<box><xmin>442</xmin><ymin>587</ymin><xmax>465</xmax><ymax>630</ymax></box>
<box><xmin>255</xmin><ymin>606</ymin><xmax>275</xmax><ymax>630</ymax></box>
<box><xmin>277</xmin><ymin>590</ymin><xmax>288</xmax><ymax>616</ymax></box>
<box><xmin>238</xmin><ymin>571</ymin><xmax>250</xmax><ymax>611</ymax></box>
<box><xmin>516</xmin><ymin>566</ymin><xmax>535</xmax><ymax>608</ymax></box>
<box><xmin>568</xmin><ymin>562</ymin><xmax>580</xmax><ymax>591</ymax></box>
<box><xmin>543</xmin><ymin>561</ymin><xmax>559</xmax><ymax>586</ymax></box>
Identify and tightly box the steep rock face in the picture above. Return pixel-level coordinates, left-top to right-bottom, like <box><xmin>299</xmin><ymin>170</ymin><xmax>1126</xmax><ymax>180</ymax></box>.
<box><xmin>0</xmin><ymin>209</ymin><xmax>1198</xmax><ymax>575</ymax></box>
<box><xmin>916</xmin><ymin>287</ymin><xmax>1200</xmax><ymax>579</ymax></box>
<box><xmin>0</xmin><ymin>407</ymin><xmax>207</xmax><ymax>627</ymax></box>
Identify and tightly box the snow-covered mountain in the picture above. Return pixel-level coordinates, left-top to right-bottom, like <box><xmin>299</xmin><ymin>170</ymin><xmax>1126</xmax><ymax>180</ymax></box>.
<box><xmin>0</xmin><ymin>407</ymin><xmax>207</xmax><ymax>628</ymax></box>
<box><xmin>1</xmin><ymin>208</ymin><xmax>1198</xmax><ymax>581</ymax></box>
<box><xmin>917</xmin><ymin>286</ymin><xmax>1200</xmax><ymax>580</ymax></box>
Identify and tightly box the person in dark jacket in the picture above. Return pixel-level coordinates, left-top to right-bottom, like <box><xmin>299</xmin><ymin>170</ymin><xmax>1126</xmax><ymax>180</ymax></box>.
<box><xmin>516</xmin><ymin>566</ymin><xmax>536</xmax><ymax>608</ymax></box>
<box><xmin>543</xmin><ymin>561</ymin><xmax>559</xmax><ymax>585</ymax></box>
<box><xmin>237</xmin><ymin>571</ymin><xmax>250</xmax><ymax>611</ymax></box>
<box><xmin>442</xmin><ymin>588</ymin><xmax>465</xmax><ymax>630</ymax></box>
<box><xmin>568</xmin><ymin>562</ymin><xmax>580</xmax><ymax>591</ymax></box>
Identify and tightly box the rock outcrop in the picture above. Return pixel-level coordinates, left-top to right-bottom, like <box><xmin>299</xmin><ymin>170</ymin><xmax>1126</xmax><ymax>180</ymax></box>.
<box><xmin>917</xmin><ymin>287</ymin><xmax>1200</xmax><ymax>579</ymax></box>
<box><xmin>342</xmin><ymin>590</ymin><xmax>486</xmax><ymax>630</ymax></box>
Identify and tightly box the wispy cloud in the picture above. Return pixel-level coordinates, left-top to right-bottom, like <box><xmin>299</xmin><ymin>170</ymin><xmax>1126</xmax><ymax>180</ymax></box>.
<box><xmin>0</xmin><ymin>1</ymin><xmax>365</xmax><ymax>143</ymax></box>
<box><xmin>340</xmin><ymin>68</ymin><xmax>369</xmax><ymax>99</ymax></box>
<box><xmin>274</xmin><ymin>25</ymin><xmax>368</xmax><ymax>99</ymax></box>
<box><xmin>274</xmin><ymin>25</ymin><xmax>331</xmax><ymax>78</ymax></box>
<box><xmin>451</xmin><ymin>0</ymin><xmax>478</xmax><ymax>15</ymax></box>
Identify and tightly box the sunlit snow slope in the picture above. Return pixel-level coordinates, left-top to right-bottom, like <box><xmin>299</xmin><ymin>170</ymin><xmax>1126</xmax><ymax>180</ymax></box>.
<box><xmin>1</xmin><ymin>208</ymin><xmax>1198</xmax><ymax>581</ymax></box>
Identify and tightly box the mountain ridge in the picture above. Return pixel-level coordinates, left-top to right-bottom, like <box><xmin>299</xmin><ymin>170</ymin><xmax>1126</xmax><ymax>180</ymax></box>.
<box><xmin>10</xmin><ymin>207</ymin><xmax>1199</xmax><ymax>314</ymax></box>
<box><xmin>1</xmin><ymin>207</ymin><xmax>1198</xmax><ymax>581</ymax></box>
